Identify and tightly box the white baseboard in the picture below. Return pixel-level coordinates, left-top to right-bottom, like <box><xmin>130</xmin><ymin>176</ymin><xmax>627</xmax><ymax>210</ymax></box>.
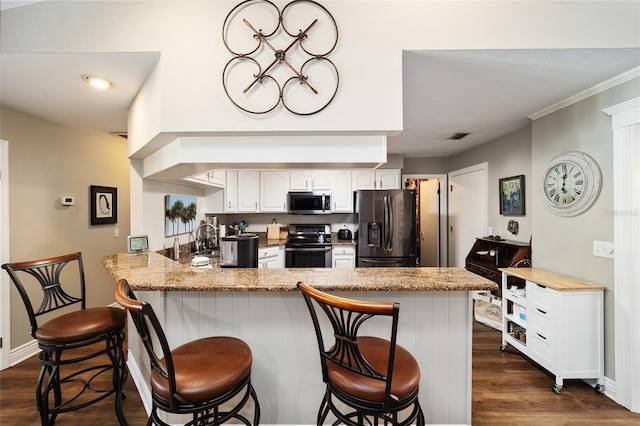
<box><xmin>125</xmin><ymin>349</ymin><xmax>152</xmax><ymax>416</ymax></box>
<box><xmin>603</xmin><ymin>376</ymin><xmax>617</xmax><ymax>401</ymax></box>
<box><xmin>10</xmin><ymin>338</ymin><xmax>39</xmax><ymax>366</ymax></box>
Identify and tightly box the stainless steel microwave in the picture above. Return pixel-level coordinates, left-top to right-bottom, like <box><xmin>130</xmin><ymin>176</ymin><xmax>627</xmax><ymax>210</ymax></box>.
<box><xmin>287</xmin><ymin>192</ymin><xmax>331</xmax><ymax>214</ymax></box>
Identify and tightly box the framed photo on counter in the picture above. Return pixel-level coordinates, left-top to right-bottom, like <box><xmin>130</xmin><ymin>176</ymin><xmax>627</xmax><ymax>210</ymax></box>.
<box><xmin>90</xmin><ymin>185</ymin><xmax>117</xmax><ymax>225</ymax></box>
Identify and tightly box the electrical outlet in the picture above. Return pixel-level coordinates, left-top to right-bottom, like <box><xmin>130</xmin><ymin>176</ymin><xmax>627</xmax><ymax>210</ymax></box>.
<box><xmin>593</xmin><ymin>240</ymin><xmax>614</xmax><ymax>258</ymax></box>
<box><xmin>114</xmin><ymin>228</ymin><xmax>119</xmax><ymax>238</ymax></box>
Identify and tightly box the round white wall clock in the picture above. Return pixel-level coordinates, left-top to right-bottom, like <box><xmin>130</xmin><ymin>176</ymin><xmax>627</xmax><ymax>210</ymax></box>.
<box><xmin>539</xmin><ymin>151</ymin><xmax>602</xmax><ymax>217</ymax></box>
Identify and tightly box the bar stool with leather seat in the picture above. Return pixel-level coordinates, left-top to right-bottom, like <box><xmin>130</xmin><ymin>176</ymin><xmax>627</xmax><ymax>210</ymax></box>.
<box><xmin>298</xmin><ymin>282</ymin><xmax>425</xmax><ymax>426</ymax></box>
<box><xmin>115</xmin><ymin>279</ymin><xmax>260</xmax><ymax>426</ymax></box>
<box><xmin>2</xmin><ymin>252</ymin><xmax>127</xmax><ymax>425</ymax></box>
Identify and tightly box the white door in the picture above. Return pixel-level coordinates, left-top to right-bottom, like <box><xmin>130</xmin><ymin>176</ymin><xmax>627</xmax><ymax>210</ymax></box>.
<box><xmin>448</xmin><ymin>163</ymin><xmax>488</xmax><ymax>267</ymax></box>
<box><xmin>419</xmin><ymin>179</ymin><xmax>440</xmax><ymax>266</ymax></box>
<box><xmin>1</xmin><ymin>140</ymin><xmax>10</xmax><ymax>370</ymax></box>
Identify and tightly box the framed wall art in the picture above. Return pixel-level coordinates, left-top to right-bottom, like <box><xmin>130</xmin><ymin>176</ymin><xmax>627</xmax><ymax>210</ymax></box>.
<box><xmin>90</xmin><ymin>185</ymin><xmax>117</xmax><ymax>225</ymax></box>
<box><xmin>499</xmin><ymin>175</ymin><xmax>525</xmax><ymax>216</ymax></box>
<box><xmin>165</xmin><ymin>194</ymin><xmax>197</xmax><ymax>237</ymax></box>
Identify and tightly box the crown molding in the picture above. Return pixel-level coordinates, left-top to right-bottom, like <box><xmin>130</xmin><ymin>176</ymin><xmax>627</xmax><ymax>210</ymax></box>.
<box><xmin>529</xmin><ymin>66</ymin><xmax>640</xmax><ymax>121</ymax></box>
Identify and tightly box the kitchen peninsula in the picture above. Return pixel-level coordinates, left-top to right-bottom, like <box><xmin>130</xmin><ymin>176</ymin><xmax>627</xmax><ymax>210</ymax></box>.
<box><xmin>102</xmin><ymin>251</ymin><xmax>496</xmax><ymax>425</ymax></box>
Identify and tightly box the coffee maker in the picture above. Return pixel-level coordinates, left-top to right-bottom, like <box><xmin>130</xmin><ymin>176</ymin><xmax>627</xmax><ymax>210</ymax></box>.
<box><xmin>220</xmin><ymin>234</ymin><xmax>259</xmax><ymax>268</ymax></box>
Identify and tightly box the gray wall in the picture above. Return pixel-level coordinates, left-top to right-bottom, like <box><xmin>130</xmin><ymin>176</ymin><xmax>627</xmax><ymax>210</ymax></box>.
<box><xmin>531</xmin><ymin>77</ymin><xmax>640</xmax><ymax>379</ymax></box>
<box><xmin>403</xmin><ymin>157</ymin><xmax>449</xmax><ymax>175</ymax></box>
<box><xmin>449</xmin><ymin>125</ymin><xmax>532</xmax><ymax>243</ymax></box>
<box><xmin>1</xmin><ymin>106</ymin><xmax>131</xmax><ymax>348</ymax></box>
<box><xmin>402</xmin><ymin>126</ymin><xmax>532</xmax><ymax>243</ymax></box>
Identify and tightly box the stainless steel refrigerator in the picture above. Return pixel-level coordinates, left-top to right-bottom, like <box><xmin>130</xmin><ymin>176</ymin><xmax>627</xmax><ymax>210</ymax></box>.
<box><xmin>357</xmin><ymin>189</ymin><xmax>417</xmax><ymax>267</ymax></box>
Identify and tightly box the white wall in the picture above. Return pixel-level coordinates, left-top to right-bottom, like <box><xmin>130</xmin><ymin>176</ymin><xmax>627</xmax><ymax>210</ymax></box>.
<box><xmin>3</xmin><ymin>1</ymin><xmax>639</xmax><ymax>157</ymax></box>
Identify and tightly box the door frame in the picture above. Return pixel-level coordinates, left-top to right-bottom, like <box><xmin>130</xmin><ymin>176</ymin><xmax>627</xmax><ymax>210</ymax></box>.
<box><xmin>402</xmin><ymin>174</ymin><xmax>448</xmax><ymax>266</ymax></box>
<box><xmin>1</xmin><ymin>140</ymin><xmax>10</xmax><ymax>370</ymax></box>
<box><xmin>604</xmin><ymin>98</ymin><xmax>640</xmax><ymax>412</ymax></box>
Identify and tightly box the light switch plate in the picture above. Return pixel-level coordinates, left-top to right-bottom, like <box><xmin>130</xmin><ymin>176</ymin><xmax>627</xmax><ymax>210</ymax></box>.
<box><xmin>593</xmin><ymin>240</ymin><xmax>614</xmax><ymax>258</ymax></box>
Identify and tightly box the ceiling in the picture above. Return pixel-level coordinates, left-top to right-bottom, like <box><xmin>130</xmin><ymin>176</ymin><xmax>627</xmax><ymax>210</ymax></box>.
<box><xmin>1</xmin><ymin>52</ymin><xmax>160</xmax><ymax>135</ymax></box>
<box><xmin>1</xmin><ymin>3</ymin><xmax>639</xmax><ymax>158</ymax></box>
<box><xmin>396</xmin><ymin>48</ymin><xmax>640</xmax><ymax>157</ymax></box>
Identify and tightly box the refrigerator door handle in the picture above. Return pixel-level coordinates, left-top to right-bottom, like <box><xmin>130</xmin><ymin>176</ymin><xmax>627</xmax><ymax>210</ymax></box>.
<box><xmin>383</xmin><ymin>195</ymin><xmax>393</xmax><ymax>252</ymax></box>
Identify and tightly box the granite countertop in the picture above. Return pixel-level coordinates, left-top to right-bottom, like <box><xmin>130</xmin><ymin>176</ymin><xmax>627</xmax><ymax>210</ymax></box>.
<box><xmin>102</xmin><ymin>251</ymin><xmax>497</xmax><ymax>293</ymax></box>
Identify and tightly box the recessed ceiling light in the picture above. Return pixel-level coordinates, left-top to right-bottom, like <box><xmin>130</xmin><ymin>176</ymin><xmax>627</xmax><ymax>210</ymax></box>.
<box><xmin>82</xmin><ymin>74</ymin><xmax>115</xmax><ymax>90</ymax></box>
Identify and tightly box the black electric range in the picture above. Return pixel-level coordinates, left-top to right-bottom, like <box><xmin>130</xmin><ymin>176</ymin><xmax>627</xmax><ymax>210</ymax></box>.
<box><xmin>285</xmin><ymin>224</ymin><xmax>332</xmax><ymax>268</ymax></box>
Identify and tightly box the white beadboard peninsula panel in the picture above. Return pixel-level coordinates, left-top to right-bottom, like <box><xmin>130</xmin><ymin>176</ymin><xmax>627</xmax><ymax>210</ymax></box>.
<box><xmin>129</xmin><ymin>290</ymin><xmax>472</xmax><ymax>425</ymax></box>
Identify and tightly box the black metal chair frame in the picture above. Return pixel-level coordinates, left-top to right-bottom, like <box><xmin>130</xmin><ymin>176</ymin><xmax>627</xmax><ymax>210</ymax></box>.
<box><xmin>2</xmin><ymin>252</ymin><xmax>127</xmax><ymax>425</ymax></box>
<box><xmin>115</xmin><ymin>279</ymin><xmax>260</xmax><ymax>426</ymax></box>
<box><xmin>298</xmin><ymin>282</ymin><xmax>425</xmax><ymax>426</ymax></box>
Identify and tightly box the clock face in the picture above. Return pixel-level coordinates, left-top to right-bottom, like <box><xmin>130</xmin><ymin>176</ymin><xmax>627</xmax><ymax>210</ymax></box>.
<box><xmin>539</xmin><ymin>151</ymin><xmax>602</xmax><ymax>217</ymax></box>
<box><xmin>543</xmin><ymin>161</ymin><xmax>585</xmax><ymax>207</ymax></box>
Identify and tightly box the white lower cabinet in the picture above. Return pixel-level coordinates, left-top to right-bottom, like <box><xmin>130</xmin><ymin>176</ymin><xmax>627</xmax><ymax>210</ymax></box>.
<box><xmin>500</xmin><ymin>268</ymin><xmax>605</xmax><ymax>394</ymax></box>
<box><xmin>257</xmin><ymin>245</ymin><xmax>284</xmax><ymax>268</ymax></box>
<box><xmin>332</xmin><ymin>245</ymin><xmax>355</xmax><ymax>268</ymax></box>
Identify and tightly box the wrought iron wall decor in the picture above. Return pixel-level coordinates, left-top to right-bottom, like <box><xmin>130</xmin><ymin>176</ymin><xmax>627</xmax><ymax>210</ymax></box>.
<box><xmin>222</xmin><ymin>0</ymin><xmax>339</xmax><ymax>115</ymax></box>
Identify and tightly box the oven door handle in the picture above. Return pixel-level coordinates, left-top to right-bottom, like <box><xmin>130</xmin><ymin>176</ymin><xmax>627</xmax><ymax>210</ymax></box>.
<box><xmin>285</xmin><ymin>247</ymin><xmax>332</xmax><ymax>252</ymax></box>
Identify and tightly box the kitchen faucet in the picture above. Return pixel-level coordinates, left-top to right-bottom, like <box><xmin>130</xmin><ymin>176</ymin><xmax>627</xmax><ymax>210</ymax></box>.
<box><xmin>193</xmin><ymin>222</ymin><xmax>217</xmax><ymax>254</ymax></box>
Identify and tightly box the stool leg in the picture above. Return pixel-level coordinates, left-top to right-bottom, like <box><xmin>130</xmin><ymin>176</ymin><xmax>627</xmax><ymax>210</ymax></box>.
<box><xmin>35</xmin><ymin>362</ymin><xmax>49</xmax><ymax>425</ymax></box>
<box><xmin>416</xmin><ymin>402</ymin><xmax>425</xmax><ymax>426</ymax></box>
<box><xmin>106</xmin><ymin>329</ymin><xmax>128</xmax><ymax>425</ymax></box>
<box><xmin>317</xmin><ymin>389</ymin><xmax>330</xmax><ymax>426</ymax></box>
<box><xmin>37</xmin><ymin>349</ymin><xmax>61</xmax><ymax>426</ymax></box>
<box><xmin>250</xmin><ymin>383</ymin><xmax>260</xmax><ymax>426</ymax></box>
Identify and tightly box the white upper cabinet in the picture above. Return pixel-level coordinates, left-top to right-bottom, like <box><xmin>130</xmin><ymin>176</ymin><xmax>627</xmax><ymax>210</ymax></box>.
<box><xmin>237</xmin><ymin>170</ymin><xmax>260</xmax><ymax>212</ymax></box>
<box><xmin>289</xmin><ymin>170</ymin><xmax>331</xmax><ymax>191</ymax></box>
<box><xmin>331</xmin><ymin>170</ymin><xmax>353</xmax><ymax>212</ymax></box>
<box><xmin>224</xmin><ymin>170</ymin><xmax>238</xmax><ymax>213</ymax></box>
<box><xmin>352</xmin><ymin>170</ymin><xmax>376</xmax><ymax>190</ymax></box>
<box><xmin>183</xmin><ymin>169</ymin><xmax>226</xmax><ymax>188</ymax></box>
<box><xmin>352</xmin><ymin>169</ymin><xmax>401</xmax><ymax>190</ymax></box>
<box><xmin>376</xmin><ymin>169</ymin><xmax>401</xmax><ymax>189</ymax></box>
<box><xmin>311</xmin><ymin>171</ymin><xmax>332</xmax><ymax>190</ymax></box>
<box><xmin>260</xmin><ymin>171</ymin><xmax>289</xmax><ymax>212</ymax></box>
<box><xmin>207</xmin><ymin>168</ymin><xmax>401</xmax><ymax>214</ymax></box>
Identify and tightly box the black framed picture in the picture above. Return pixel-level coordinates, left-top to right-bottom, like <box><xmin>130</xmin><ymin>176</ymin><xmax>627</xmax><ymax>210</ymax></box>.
<box><xmin>90</xmin><ymin>185</ymin><xmax>117</xmax><ymax>225</ymax></box>
<box><xmin>499</xmin><ymin>175</ymin><xmax>525</xmax><ymax>216</ymax></box>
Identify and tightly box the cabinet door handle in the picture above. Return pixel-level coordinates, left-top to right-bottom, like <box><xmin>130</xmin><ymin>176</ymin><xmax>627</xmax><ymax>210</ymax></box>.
<box><xmin>537</xmin><ymin>333</ymin><xmax>547</xmax><ymax>340</ymax></box>
<box><xmin>537</xmin><ymin>308</ymin><xmax>547</xmax><ymax>315</ymax></box>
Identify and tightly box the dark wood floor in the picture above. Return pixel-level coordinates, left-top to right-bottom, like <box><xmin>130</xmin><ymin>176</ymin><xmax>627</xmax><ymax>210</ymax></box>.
<box><xmin>1</xmin><ymin>321</ymin><xmax>639</xmax><ymax>424</ymax></box>
<box><xmin>0</xmin><ymin>338</ymin><xmax>148</xmax><ymax>425</ymax></box>
<box><xmin>472</xmin><ymin>320</ymin><xmax>640</xmax><ymax>425</ymax></box>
